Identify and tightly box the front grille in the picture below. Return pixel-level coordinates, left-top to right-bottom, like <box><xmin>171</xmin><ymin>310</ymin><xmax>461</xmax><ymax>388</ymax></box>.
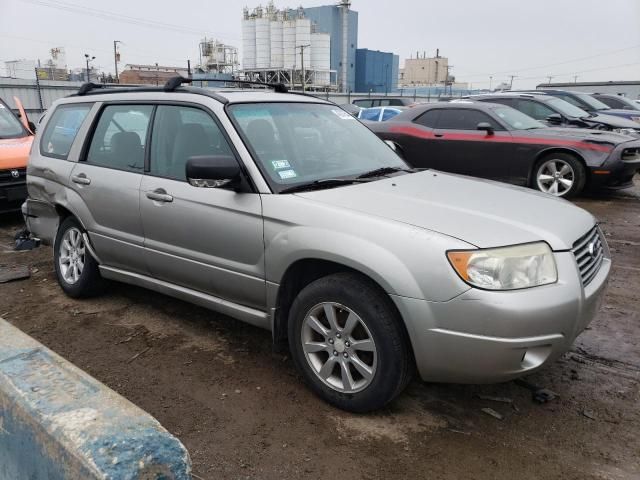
<box><xmin>0</xmin><ymin>167</ymin><xmax>26</xmax><ymax>184</ymax></box>
<box><xmin>572</xmin><ymin>226</ymin><xmax>605</xmax><ymax>286</ymax></box>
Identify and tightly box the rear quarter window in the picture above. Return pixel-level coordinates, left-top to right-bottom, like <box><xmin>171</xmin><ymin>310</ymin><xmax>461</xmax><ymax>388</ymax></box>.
<box><xmin>40</xmin><ymin>104</ymin><xmax>92</xmax><ymax>159</ymax></box>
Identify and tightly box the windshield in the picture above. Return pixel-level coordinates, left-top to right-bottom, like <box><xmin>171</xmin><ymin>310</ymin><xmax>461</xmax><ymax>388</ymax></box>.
<box><xmin>0</xmin><ymin>101</ymin><xmax>27</xmax><ymax>139</ymax></box>
<box><xmin>546</xmin><ymin>98</ymin><xmax>590</xmax><ymax>118</ymax></box>
<box><xmin>570</xmin><ymin>92</ymin><xmax>610</xmax><ymax>111</ymax></box>
<box><xmin>493</xmin><ymin>107</ymin><xmax>544</xmax><ymax>130</ymax></box>
<box><xmin>228</xmin><ymin>103</ymin><xmax>407</xmax><ymax>192</ymax></box>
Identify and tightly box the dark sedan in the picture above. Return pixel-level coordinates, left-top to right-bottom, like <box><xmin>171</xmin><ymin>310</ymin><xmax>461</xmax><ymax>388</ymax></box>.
<box><xmin>368</xmin><ymin>101</ymin><xmax>640</xmax><ymax>198</ymax></box>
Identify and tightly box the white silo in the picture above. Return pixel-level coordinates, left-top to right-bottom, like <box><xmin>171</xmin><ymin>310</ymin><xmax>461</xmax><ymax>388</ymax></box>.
<box><xmin>295</xmin><ymin>17</ymin><xmax>311</xmax><ymax>70</ymax></box>
<box><xmin>270</xmin><ymin>17</ymin><xmax>283</xmax><ymax>68</ymax></box>
<box><xmin>255</xmin><ymin>17</ymin><xmax>271</xmax><ymax>68</ymax></box>
<box><xmin>311</xmin><ymin>32</ymin><xmax>330</xmax><ymax>86</ymax></box>
<box><xmin>283</xmin><ymin>19</ymin><xmax>297</xmax><ymax>69</ymax></box>
<box><xmin>242</xmin><ymin>16</ymin><xmax>256</xmax><ymax>70</ymax></box>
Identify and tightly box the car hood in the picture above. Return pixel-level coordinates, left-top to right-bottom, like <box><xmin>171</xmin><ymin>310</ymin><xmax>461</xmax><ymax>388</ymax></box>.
<box><xmin>581</xmin><ymin>112</ymin><xmax>640</xmax><ymax>129</ymax></box>
<box><xmin>296</xmin><ymin>171</ymin><xmax>595</xmax><ymax>250</ymax></box>
<box><xmin>0</xmin><ymin>136</ymin><xmax>32</xmax><ymax>169</ymax></box>
<box><xmin>527</xmin><ymin>126</ymin><xmax>636</xmax><ymax>144</ymax></box>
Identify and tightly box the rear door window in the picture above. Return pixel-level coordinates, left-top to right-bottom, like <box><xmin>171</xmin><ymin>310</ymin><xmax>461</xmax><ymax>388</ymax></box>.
<box><xmin>40</xmin><ymin>104</ymin><xmax>91</xmax><ymax>159</ymax></box>
<box><xmin>86</xmin><ymin>105</ymin><xmax>153</xmax><ymax>172</ymax></box>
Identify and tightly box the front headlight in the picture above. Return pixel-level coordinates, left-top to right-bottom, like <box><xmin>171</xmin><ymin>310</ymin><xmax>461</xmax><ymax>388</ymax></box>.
<box><xmin>613</xmin><ymin>128</ymin><xmax>638</xmax><ymax>135</ymax></box>
<box><xmin>447</xmin><ymin>242</ymin><xmax>557</xmax><ymax>290</ymax></box>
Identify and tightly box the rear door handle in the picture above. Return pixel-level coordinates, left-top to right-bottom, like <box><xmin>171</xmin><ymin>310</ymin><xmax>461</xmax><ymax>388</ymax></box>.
<box><xmin>434</xmin><ymin>133</ymin><xmax>444</xmax><ymax>138</ymax></box>
<box><xmin>71</xmin><ymin>174</ymin><xmax>91</xmax><ymax>185</ymax></box>
<box><xmin>145</xmin><ymin>190</ymin><xmax>174</xmax><ymax>203</ymax></box>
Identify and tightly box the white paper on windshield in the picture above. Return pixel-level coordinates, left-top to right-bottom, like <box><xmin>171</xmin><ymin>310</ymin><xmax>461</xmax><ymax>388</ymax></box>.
<box><xmin>278</xmin><ymin>169</ymin><xmax>298</xmax><ymax>179</ymax></box>
<box><xmin>271</xmin><ymin>160</ymin><xmax>291</xmax><ymax>170</ymax></box>
<box><xmin>332</xmin><ymin>109</ymin><xmax>354</xmax><ymax>120</ymax></box>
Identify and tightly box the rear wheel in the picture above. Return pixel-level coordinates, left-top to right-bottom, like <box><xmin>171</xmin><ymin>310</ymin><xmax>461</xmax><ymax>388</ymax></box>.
<box><xmin>288</xmin><ymin>272</ymin><xmax>413</xmax><ymax>412</ymax></box>
<box><xmin>533</xmin><ymin>153</ymin><xmax>586</xmax><ymax>198</ymax></box>
<box><xmin>54</xmin><ymin>216</ymin><xmax>104</xmax><ymax>298</ymax></box>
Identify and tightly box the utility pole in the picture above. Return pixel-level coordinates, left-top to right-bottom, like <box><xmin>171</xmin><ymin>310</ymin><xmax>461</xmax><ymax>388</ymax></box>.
<box><xmin>113</xmin><ymin>40</ymin><xmax>121</xmax><ymax>83</ymax></box>
<box><xmin>84</xmin><ymin>54</ymin><xmax>95</xmax><ymax>82</ymax></box>
<box><xmin>489</xmin><ymin>75</ymin><xmax>493</xmax><ymax>91</ymax></box>
<box><xmin>508</xmin><ymin>75</ymin><xmax>517</xmax><ymax>90</ymax></box>
<box><xmin>573</xmin><ymin>75</ymin><xmax>579</xmax><ymax>83</ymax></box>
<box><xmin>155</xmin><ymin>62</ymin><xmax>159</xmax><ymax>86</ymax></box>
<box><xmin>546</xmin><ymin>75</ymin><xmax>554</xmax><ymax>84</ymax></box>
<box><xmin>298</xmin><ymin>44</ymin><xmax>310</xmax><ymax>92</ymax></box>
<box><xmin>384</xmin><ymin>63</ymin><xmax>389</xmax><ymax>96</ymax></box>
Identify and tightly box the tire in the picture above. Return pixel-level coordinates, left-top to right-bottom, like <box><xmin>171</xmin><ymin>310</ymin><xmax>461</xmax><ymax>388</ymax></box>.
<box><xmin>532</xmin><ymin>153</ymin><xmax>586</xmax><ymax>198</ymax></box>
<box><xmin>53</xmin><ymin>216</ymin><xmax>104</xmax><ymax>298</ymax></box>
<box><xmin>288</xmin><ymin>272</ymin><xmax>413</xmax><ymax>412</ymax></box>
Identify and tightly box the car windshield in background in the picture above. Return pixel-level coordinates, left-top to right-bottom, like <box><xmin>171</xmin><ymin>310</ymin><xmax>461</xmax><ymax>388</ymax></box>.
<box><xmin>546</xmin><ymin>98</ymin><xmax>590</xmax><ymax>118</ymax></box>
<box><xmin>228</xmin><ymin>103</ymin><xmax>407</xmax><ymax>192</ymax></box>
<box><xmin>0</xmin><ymin>102</ymin><xmax>26</xmax><ymax>139</ymax></box>
<box><xmin>493</xmin><ymin>107</ymin><xmax>544</xmax><ymax>130</ymax></box>
<box><xmin>573</xmin><ymin>92</ymin><xmax>610</xmax><ymax>111</ymax></box>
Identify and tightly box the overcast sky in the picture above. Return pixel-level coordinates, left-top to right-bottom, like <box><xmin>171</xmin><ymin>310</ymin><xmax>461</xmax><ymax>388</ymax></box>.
<box><xmin>1</xmin><ymin>0</ymin><xmax>639</xmax><ymax>88</ymax></box>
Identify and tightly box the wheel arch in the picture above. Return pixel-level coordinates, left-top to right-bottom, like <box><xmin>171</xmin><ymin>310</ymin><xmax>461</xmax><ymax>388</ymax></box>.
<box><xmin>528</xmin><ymin>147</ymin><xmax>588</xmax><ymax>186</ymax></box>
<box><xmin>271</xmin><ymin>258</ymin><xmax>416</xmax><ymax>366</ymax></box>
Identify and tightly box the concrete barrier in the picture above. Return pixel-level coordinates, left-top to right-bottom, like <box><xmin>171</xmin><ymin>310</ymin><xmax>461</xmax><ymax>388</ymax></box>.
<box><xmin>0</xmin><ymin>318</ymin><xmax>191</xmax><ymax>479</ymax></box>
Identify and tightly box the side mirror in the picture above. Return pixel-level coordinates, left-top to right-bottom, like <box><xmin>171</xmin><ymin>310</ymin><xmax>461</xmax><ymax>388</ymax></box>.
<box><xmin>546</xmin><ymin>113</ymin><xmax>563</xmax><ymax>125</ymax></box>
<box><xmin>186</xmin><ymin>155</ymin><xmax>241</xmax><ymax>189</ymax></box>
<box><xmin>383</xmin><ymin>139</ymin><xmax>405</xmax><ymax>159</ymax></box>
<box><xmin>384</xmin><ymin>140</ymin><xmax>398</xmax><ymax>151</ymax></box>
<box><xmin>476</xmin><ymin>122</ymin><xmax>494</xmax><ymax>135</ymax></box>
<box><xmin>28</xmin><ymin>121</ymin><xmax>36</xmax><ymax>134</ymax></box>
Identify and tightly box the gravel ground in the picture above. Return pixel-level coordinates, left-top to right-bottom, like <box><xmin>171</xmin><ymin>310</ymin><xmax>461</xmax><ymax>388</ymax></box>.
<box><xmin>1</xmin><ymin>178</ymin><xmax>638</xmax><ymax>480</ymax></box>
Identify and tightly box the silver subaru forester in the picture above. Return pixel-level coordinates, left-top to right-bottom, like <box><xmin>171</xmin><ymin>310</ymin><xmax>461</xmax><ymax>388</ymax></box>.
<box><xmin>23</xmin><ymin>80</ymin><xmax>610</xmax><ymax>412</ymax></box>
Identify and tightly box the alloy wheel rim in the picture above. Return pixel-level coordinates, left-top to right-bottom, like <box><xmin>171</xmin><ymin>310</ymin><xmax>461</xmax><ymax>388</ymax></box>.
<box><xmin>536</xmin><ymin>159</ymin><xmax>575</xmax><ymax>196</ymax></box>
<box><xmin>59</xmin><ymin>227</ymin><xmax>85</xmax><ymax>285</ymax></box>
<box><xmin>301</xmin><ymin>302</ymin><xmax>377</xmax><ymax>393</ymax></box>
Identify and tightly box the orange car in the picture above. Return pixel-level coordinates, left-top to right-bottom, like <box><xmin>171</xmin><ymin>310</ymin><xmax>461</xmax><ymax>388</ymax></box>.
<box><xmin>0</xmin><ymin>96</ymin><xmax>34</xmax><ymax>213</ymax></box>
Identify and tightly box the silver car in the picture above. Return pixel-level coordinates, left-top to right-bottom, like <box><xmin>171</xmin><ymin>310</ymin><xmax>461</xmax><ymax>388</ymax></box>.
<box><xmin>23</xmin><ymin>80</ymin><xmax>611</xmax><ymax>412</ymax></box>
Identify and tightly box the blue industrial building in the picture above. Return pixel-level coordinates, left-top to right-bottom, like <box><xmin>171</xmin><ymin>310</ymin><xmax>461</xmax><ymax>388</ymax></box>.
<box><xmin>355</xmin><ymin>49</ymin><xmax>399</xmax><ymax>94</ymax></box>
<box><xmin>303</xmin><ymin>5</ymin><xmax>358</xmax><ymax>92</ymax></box>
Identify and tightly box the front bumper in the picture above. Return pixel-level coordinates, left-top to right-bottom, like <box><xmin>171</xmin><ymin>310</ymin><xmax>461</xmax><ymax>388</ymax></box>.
<box><xmin>0</xmin><ymin>180</ymin><xmax>27</xmax><ymax>213</ymax></box>
<box><xmin>588</xmin><ymin>141</ymin><xmax>640</xmax><ymax>190</ymax></box>
<box><xmin>392</xmin><ymin>251</ymin><xmax>611</xmax><ymax>384</ymax></box>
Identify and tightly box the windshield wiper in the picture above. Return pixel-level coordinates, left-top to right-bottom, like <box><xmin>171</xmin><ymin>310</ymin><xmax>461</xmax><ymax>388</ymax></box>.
<box><xmin>279</xmin><ymin>178</ymin><xmax>368</xmax><ymax>194</ymax></box>
<box><xmin>356</xmin><ymin>166</ymin><xmax>411</xmax><ymax>179</ymax></box>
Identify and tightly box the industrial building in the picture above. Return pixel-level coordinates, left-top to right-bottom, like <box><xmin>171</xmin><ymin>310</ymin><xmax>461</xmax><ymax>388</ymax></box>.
<box><xmin>399</xmin><ymin>51</ymin><xmax>449</xmax><ymax>86</ymax></box>
<box><xmin>241</xmin><ymin>4</ymin><xmax>334</xmax><ymax>90</ymax></box>
<box><xmin>198</xmin><ymin>38</ymin><xmax>239</xmax><ymax>75</ymax></box>
<box><xmin>355</xmin><ymin>49</ymin><xmax>399</xmax><ymax>94</ymax></box>
<box><xmin>119</xmin><ymin>64</ymin><xmax>189</xmax><ymax>85</ymax></box>
<box><xmin>304</xmin><ymin>2</ymin><xmax>358</xmax><ymax>92</ymax></box>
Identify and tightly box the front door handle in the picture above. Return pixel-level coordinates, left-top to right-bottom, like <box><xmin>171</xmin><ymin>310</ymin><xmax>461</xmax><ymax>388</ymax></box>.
<box><xmin>434</xmin><ymin>133</ymin><xmax>444</xmax><ymax>138</ymax></box>
<box><xmin>145</xmin><ymin>189</ymin><xmax>174</xmax><ymax>203</ymax></box>
<box><xmin>71</xmin><ymin>174</ymin><xmax>91</xmax><ymax>185</ymax></box>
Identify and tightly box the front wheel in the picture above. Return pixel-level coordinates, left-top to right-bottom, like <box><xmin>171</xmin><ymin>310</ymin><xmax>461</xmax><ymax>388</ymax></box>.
<box><xmin>533</xmin><ymin>153</ymin><xmax>586</xmax><ymax>198</ymax></box>
<box><xmin>288</xmin><ymin>272</ymin><xmax>413</xmax><ymax>412</ymax></box>
<box><xmin>54</xmin><ymin>216</ymin><xmax>104</xmax><ymax>298</ymax></box>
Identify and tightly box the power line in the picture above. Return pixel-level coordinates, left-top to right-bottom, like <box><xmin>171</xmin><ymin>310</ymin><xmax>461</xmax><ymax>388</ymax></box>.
<box><xmin>17</xmin><ymin>0</ymin><xmax>240</xmax><ymax>41</ymax></box>
<box><xmin>456</xmin><ymin>44</ymin><xmax>640</xmax><ymax>80</ymax></box>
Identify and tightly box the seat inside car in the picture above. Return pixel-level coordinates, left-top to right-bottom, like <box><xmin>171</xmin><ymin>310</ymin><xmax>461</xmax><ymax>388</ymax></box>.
<box><xmin>169</xmin><ymin>123</ymin><xmax>211</xmax><ymax>179</ymax></box>
<box><xmin>246</xmin><ymin>119</ymin><xmax>281</xmax><ymax>160</ymax></box>
<box><xmin>110</xmin><ymin>131</ymin><xmax>144</xmax><ymax>170</ymax></box>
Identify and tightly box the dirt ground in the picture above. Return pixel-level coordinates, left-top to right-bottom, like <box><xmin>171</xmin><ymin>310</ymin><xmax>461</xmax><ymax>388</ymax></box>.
<box><xmin>1</xmin><ymin>178</ymin><xmax>639</xmax><ymax>480</ymax></box>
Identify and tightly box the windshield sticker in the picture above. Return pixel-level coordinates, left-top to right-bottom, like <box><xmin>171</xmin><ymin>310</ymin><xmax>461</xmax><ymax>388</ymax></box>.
<box><xmin>332</xmin><ymin>109</ymin><xmax>354</xmax><ymax>120</ymax></box>
<box><xmin>271</xmin><ymin>159</ymin><xmax>291</xmax><ymax>170</ymax></box>
<box><xmin>278</xmin><ymin>169</ymin><xmax>298</xmax><ymax>179</ymax></box>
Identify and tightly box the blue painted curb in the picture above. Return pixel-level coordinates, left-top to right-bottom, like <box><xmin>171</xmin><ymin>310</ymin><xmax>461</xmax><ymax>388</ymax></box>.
<box><xmin>0</xmin><ymin>318</ymin><xmax>192</xmax><ymax>480</ymax></box>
